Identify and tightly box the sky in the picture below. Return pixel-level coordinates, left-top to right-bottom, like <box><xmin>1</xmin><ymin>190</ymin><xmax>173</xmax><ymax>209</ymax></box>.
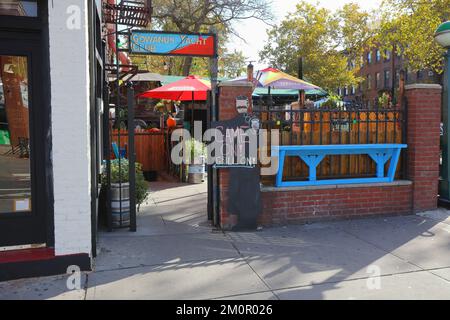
<box><xmin>227</xmin><ymin>0</ymin><xmax>382</xmax><ymax>70</ymax></box>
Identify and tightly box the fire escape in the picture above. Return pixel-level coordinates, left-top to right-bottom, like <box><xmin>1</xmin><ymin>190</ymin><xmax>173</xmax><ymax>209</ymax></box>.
<box><xmin>102</xmin><ymin>0</ymin><xmax>152</xmax><ymax>232</ymax></box>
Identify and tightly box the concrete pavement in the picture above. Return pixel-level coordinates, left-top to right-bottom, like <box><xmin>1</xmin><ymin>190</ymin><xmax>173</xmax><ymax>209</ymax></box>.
<box><xmin>1</xmin><ymin>181</ymin><xmax>450</xmax><ymax>300</ymax></box>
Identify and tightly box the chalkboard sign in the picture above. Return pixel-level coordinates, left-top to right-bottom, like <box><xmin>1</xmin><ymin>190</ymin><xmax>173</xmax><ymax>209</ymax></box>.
<box><xmin>212</xmin><ymin>114</ymin><xmax>262</xmax><ymax>230</ymax></box>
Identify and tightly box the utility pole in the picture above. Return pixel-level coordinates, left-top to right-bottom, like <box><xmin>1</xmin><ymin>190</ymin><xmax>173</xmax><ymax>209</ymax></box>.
<box><xmin>391</xmin><ymin>44</ymin><xmax>396</xmax><ymax>104</ymax></box>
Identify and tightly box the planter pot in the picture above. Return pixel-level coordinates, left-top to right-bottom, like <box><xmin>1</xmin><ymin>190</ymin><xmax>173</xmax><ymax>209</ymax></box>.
<box><xmin>188</xmin><ymin>156</ymin><xmax>205</xmax><ymax>184</ymax></box>
<box><xmin>111</xmin><ymin>182</ymin><xmax>130</xmax><ymax>227</ymax></box>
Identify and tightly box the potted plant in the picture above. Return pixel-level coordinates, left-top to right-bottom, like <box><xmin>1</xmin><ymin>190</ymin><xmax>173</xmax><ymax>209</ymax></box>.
<box><xmin>321</xmin><ymin>93</ymin><xmax>344</xmax><ymax>110</ymax></box>
<box><xmin>101</xmin><ymin>159</ymin><xmax>149</xmax><ymax>227</ymax></box>
<box><xmin>184</xmin><ymin>138</ymin><xmax>207</xmax><ymax>184</ymax></box>
<box><xmin>378</xmin><ymin>92</ymin><xmax>391</xmax><ymax>109</ymax></box>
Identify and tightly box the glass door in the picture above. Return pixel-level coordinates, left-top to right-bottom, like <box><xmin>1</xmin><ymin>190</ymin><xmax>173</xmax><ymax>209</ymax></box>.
<box><xmin>0</xmin><ymin>41</ymin><xmax>47</xmax><ymax>247</ymax></box>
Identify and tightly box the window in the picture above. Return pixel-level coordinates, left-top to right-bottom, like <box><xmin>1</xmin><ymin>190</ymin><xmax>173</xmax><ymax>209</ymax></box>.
<box><xmin>417</xmin><ymin>70</ymin><xmax>423</xmax><ymax>80</ymax></box>
<box><xmin>367</xmin><ymin>74</ymin><xmax>372</xmax><ymax>90</ymax></box>
<box><xmin>395</xmin><ymin>69</ymin><xmax>400</xmax><ymax>88</ymax></box>
<box><xmin>384</xmin><ymin>70</ymin><xmax>391</xmax><ymax>88</ymax></box>
<box><xmin>0</xmin><ymin>0</ymin><xmax>38</xmax><ymax>17</ymax></box>
<box><xmin>375</xmin><ymin>72</ymin><xmax>381</xmax><ymax>89</ymax></box>
<box><xmin>351</xmin><ymin>85</ymin><xmax>356</xmax><ymax>95</ymax></box>
<box><xmin>367</xmin><ymin>51</ymin><xmax>372</xmax><ymax>64</ymax></box>
<box><xmin>376</xmin><ymin>49</ymin><xmax>381</xmax><ymax>62</ymax></box>
<box><xmin>384</xmin><ymin>49</ymin><xmax>391</xmax><ymax>61</ymax></box>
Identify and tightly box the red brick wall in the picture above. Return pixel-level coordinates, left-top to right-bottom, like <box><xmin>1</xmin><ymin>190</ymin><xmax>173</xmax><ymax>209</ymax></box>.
<box><xmin>260</xmin><ymin>183</ymin><xmax>413</xmax><ymax>225</ymax></box>
<box><xmin>405</xmin><ymin>84</ymin><xmax>442</xmax><ymax>212</ymax></box>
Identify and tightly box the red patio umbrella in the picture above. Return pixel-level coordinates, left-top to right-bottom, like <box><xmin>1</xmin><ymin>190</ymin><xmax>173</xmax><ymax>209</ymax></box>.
<box><xmin>138</xmin><ymin>75</ymin><xmax>211</xmax><ymax>101</ymax></box>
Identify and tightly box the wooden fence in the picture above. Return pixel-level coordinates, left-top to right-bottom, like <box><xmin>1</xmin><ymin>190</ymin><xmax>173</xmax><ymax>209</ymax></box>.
<box><xmin>111</xmin><ymin>130</ymin><xmax>167</xmax><ymax>172</ymax></box>
<box><xmin>257</xmin><ymin>108</ymin><xmax>405</xmax><ymax>183</ymax></box>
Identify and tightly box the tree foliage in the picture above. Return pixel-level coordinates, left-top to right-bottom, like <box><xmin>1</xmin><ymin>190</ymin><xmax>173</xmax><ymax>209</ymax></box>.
<box><xmin>219</xmin><ymin>49</ymin><xmax>247</xmax><ymax>78</ymax></box>
<box><xmin>377</xmin><ymin>0</ymin><xmax>450</xmax><ymax>73</ymax></box>
<box><xmin>259</xmin><ymin>1</ymin><xmax>369</xmax><ymax>91</ymax></box>
<box><xmin>142</xmin><ymin>0</ymin><xmax>272</xmax><ymax>76</ymax></box>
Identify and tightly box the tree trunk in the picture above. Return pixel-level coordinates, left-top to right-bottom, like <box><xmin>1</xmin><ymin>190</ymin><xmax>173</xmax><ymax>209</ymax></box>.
<box><xmin>182</xmin><ymin>56</ymin><xmax>193</xmax><ymax>76</ymax></box>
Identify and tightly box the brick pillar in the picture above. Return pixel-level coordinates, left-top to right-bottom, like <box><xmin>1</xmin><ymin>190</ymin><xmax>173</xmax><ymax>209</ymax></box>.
<box><xmin>405</xmin><ymin>84</ymin><xmax>442</xmax><ymax>212</ymax></box>
<box><xmin>217</xmin><ymin>82</ymin><xmax>253</xmax><ymax>229</ymax></box>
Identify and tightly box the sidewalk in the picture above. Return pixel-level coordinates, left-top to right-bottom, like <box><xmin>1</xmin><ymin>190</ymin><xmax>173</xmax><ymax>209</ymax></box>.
<box><xmin>1</xmin><ymin>181</ymin><xmax>450</xmax><ymax>300</ymax></box>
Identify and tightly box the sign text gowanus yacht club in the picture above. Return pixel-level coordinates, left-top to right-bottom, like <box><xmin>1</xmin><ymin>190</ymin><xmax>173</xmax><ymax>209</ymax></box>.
<box><xmin>130</xmin><ymin>30</ymin><xmax>216</xmax><ymax>57</ymax></box>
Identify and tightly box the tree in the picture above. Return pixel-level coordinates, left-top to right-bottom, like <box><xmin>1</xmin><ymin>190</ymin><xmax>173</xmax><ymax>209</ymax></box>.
<box><xmin>337</xmin><ymin>3</ymin><xmax>375</xmax><ymax>65</ymax></box>
<box><xmin>377</xmin><ymin>0</ymin><xmax>450</xmax><ymax>73</ymax></box>
<box><xmin>219</xmin><ymin>49</ymin><xmax>247</xmax><ymax>78</ymax></box>
<box><xmin>151</xmin><ymin>0</ymin><xmax>273</xmax><ymax>75</ymax></box>
<box><xmin>259</xmin><ymin>1</ymin><xmax>365</xmax><ymax>91</ymax></box>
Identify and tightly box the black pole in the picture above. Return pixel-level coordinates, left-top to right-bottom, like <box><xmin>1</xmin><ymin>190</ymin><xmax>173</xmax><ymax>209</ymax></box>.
<box><xmin>209</xmin><ymin>28</ymin><xmax>220</xmax><ymax>228</ymax></box>
<box><xmin>127</xmin><ymin>83</ymin><xmax>137</xmax><ymax>232</ymax></box>
<box><xmin>191</xmin><ymin>91</ymin><xmax>194</xmax><ymax>138</ymax></box>
<box><xmin>298</xmin><ymin>56</ymin><xmax>305</xmax><ymax>105</ymax></box>
<box><xmin>391</xmin><ymin>44</ymin><xmax>396</xmax><ymax>104</ymax></box>
<box><xmin>298</xmin><ymin>56</ymin><xmax>303</xmax><ymax>79</ymax></box>
<box><xmin>104</xmin><ymin>82</ymin><xmax>112</xmax><ymax>232</ymax></box>
<box><xmin>115</xmin><ymin>21</ymin><xmax>122</xmax><ymax>228</ymax></box>
<box><xmin>206</xmin><ymin>90</ymin><xmax>213</xmax><ymax>221</ymax></box>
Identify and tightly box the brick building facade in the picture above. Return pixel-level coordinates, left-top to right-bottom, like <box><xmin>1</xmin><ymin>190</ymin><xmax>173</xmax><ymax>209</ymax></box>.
<box><xmin>340</xmin><ymin>47</ymin><xmax>441</xmax><ymax>107</ymax></box>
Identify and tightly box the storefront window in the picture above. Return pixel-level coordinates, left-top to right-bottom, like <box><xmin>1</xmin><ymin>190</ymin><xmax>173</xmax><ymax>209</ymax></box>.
<box><xmin>0</xmin><ymin>55</ymin><xmax>31</xmax><ymax>214</ymax></box>
<box><xmin>0</xmin><ymin>0</ymin><xmax>37</xmax><ymax>17</ymax></box>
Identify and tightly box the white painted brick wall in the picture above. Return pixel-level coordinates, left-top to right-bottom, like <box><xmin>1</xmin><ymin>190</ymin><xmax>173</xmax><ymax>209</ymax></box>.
<box><xmin>48</xmin><ymin>0</ymin><xmax>92</xmax><ymax>256</ymax></box>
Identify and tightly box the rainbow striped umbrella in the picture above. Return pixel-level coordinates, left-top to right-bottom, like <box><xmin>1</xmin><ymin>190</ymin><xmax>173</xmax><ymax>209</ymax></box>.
<box><xmin>256</xmin><ymin>67</ymin><xmax>321</xmax><ymax>90</ymax></box>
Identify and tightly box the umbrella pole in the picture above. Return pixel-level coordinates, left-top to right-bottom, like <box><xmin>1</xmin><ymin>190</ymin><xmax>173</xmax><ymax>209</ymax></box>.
<box><xmin>191</xmin><ymin>91</ymin><xmax>194</xmax><ymax>165</ymax></box>
<box><xmin>191</xmin><ymin>91</ymin><xmax>194</xmax><ymax>138</ymax></box>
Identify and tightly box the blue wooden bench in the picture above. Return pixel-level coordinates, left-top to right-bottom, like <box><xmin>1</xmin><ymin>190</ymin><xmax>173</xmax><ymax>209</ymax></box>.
<box><xmin>271</xmin><ymin>144</ymin><xmax>407</xmax><ymax>187</ymax></box>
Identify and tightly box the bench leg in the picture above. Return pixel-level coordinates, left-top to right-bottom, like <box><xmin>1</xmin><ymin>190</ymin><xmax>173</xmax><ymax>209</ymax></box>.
<box><xmin>276</xmin><ymin>150</ymin><xmax>286</xmax><ymax>187</ymax></box>
<box><xmin>300</xmin><ymin>154</ymin><xmax>325</xmax><ymax>182</ymax></box>
<box><xmin>368</xmin><ymin>151</ymin><xmax>392</xmax><ymax>178</ymax></box>
<box><xmin>387</xmin><ymin>148</ymin><xmax>401</xmax><ymax>182</ymax></box>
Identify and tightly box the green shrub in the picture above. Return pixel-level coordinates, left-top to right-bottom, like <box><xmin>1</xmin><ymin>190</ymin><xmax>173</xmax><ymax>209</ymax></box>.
<box><xmin>321</xmin><ymin>93</ymin><xmax>344</xmax><ymax>110</ymax></box>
